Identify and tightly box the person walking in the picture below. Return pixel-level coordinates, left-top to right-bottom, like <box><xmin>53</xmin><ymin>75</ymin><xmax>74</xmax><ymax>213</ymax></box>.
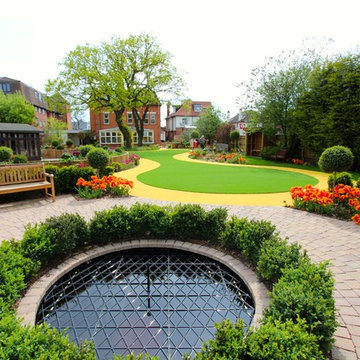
<box><xmin>199</xmin><ymin>135</ymin><xmax>205</xmax><ymax>149</ymax></box>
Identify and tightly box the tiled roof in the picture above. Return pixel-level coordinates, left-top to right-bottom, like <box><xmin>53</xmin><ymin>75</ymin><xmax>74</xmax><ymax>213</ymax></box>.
<box><xmin>0</xmin><ymin>122</ymin><xmax>43</xmax><ymax>133</ymax></box>
<box><xmin>167</xmin><ymin>101</ymin><xmax>212</xmax><ymax>118</ymax></box>
<box><xmin>229</xmin><ymin>112</ymin><xmax>250</xmax><ymax>123</ymax></box>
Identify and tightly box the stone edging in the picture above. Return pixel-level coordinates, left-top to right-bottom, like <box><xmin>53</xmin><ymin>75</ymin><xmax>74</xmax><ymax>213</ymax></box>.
<box><xmin>17</xmin><ymin>239</ymin><xmax>270</xmax><ymax>328</ymax></box>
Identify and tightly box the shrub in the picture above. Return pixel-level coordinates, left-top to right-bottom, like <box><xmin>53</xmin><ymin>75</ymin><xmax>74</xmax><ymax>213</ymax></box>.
<box><xmin>0</xmin><ymin>146</ymin><xmax>13</xmax><ymax>162</ymax></box>
<box><xmin>60</xmin><ymin>152</ymin><xmax>76</xmax><ymax>162</ymax></box>
<box><xmin>194</xmin><ymin>319</ymin><xmax>246</xmax><ymax>359</ymax></box>
<box><xmin>171</xmin><ymin>204</ymin><xmax>207</xmax><ymax>240</ymax></box>
<box><xmin>318</xmin><ymin>145</ymin><xmax>354</xmax><ymax>173</ymax></box>
<box><xmin>264</xmin><ymin>261</ymin><xmax>336</xmax><ymax>354</ymax></box>
<box><xmin>21</xmin><ymin>214</ymin><xmax>89</xmax><ymax>265</ymax></box>
<box><xmin>246</xmin><ymin>318</ymin><xmax>324</xmax><ymax>359</ymax></box>
<box><xmin>257</xmin><ymin>238</ymin><xmax>309</xmax><ymax>283</ymax></box>
<box><xmin>45</xmin><ymin>165</ymin><xmax>96</xmax><ymax>193</ymax></box>
<box><xmin>79</xmin><ymin>145</ymin><xmax>94</xmax><ymax>157</ymax></box>
<box><xmin>99</xmin><ymin>165</ymin><xmax>115</xmax><ymax>177</ymax></box>
<box><xmin>87</xmin><ymin>148</ymin><xmax>109</xmax><ymax>170</ymax></box>
<box><xmin>89</xmin><ymin>206</ymin><xmax>132</xmax><ymax>244</ymax></box>
<box><xmin>260</xmin><ymin>145</ymin><xmax>281</xmax><ymax>160</ymax></box>
<box><xmin>12</xmin><ymin>154</ymin><xmax>28</xmax><ymax>163</ymax></box>
<box><xmin>56</xmin><ymin>144</ymin><xmax>64</xmax><ymax>150</ymax></box>
<box><xmin>0</xmin><ymin>313</ymin><xmax>95</xmax><ymax>359</ymax></box>
<box><xmin>51</xmin><ymin>140</ymin><xmax>59</xmax><ymax>147</ymax></box>
<box><xmin>114</xmin><ymin>147</ymin><xmax>123</xmax><ymax>153</ymax></box>
<box><xmin>328</xmin><ymin>172</ymin><xmax>353</xmax><ymax>189</ymax></box>
<box><xmin>112</xmin><ymin>161</ymin><xmax>123</xmax><ymax>172</ymax></box>
<box><xmin>356</xmin><ymin>178</ymin><xmax>360</xmax><ymax>188</ymax></box>
<box><xmin>66</xmin><ymin>139</ymin><xmax>73</xmax><ymax>147</ymax></box>
<box><xmin>0</xmin><ymin>241</ymin><xmax>39</xmax><ymax>306</ymax></box>
<box><xmin>190</xmin><ymin>130</ymin><xmax>200</xmax><ymax>139</ymax></box>
<box><xmin>128</xmin><ymin>203</ymin><xmax>172</xmax><ymax>238</ymax></box>
<box><xmin>221</xmin><ymin>217</ymin><xmax>278</xmax><ymax>264</ymax></box>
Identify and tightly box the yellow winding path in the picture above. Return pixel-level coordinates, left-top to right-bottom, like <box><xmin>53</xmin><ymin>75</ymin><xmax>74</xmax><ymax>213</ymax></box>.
<box><xmin>116</xmin><ymin>151</ymin><xmax>328</xmax><ymax>206</ymax></box>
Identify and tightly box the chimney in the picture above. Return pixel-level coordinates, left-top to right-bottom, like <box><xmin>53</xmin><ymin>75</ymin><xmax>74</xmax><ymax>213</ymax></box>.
<box><xmin>227</xmin><ymin>111</ymin><xmax>230</xmax><ymax>120</ymax></box>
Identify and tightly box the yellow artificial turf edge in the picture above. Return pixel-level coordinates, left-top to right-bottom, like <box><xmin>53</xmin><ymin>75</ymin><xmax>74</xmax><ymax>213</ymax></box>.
<box><xmin>115</xmin><ymin>151</ymin><xmax>328</xmax><ymax>206</ymax></box>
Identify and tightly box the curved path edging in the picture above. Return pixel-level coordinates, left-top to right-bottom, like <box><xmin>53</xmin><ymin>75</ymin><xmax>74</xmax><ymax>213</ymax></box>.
<box><xmin>17</xmin><ymin>239</ymin><xmax>269</xmax><ymax>329</ymax></box>
<box><xmin>118</xmin><ymin>151</ymin><xmax>328</xmax><ymax>206</ymax></box>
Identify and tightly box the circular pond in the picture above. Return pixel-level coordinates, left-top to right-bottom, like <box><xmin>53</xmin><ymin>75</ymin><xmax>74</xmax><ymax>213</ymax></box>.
<box><xmin>36</xmin><ymin>248</ymin><xmax>255</xmax><ymax>359</ymax></box>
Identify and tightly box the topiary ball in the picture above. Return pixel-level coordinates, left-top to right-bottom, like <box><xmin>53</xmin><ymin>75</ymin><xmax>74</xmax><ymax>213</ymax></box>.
<box><xmin>79</xmin><ymin>145</ymin><xmax>94</xmax><ymax>157</ymax></box>
<box><xmin>318</xmin><ymin>146</ymin><xmax>354</xmax><ymax>173</ymax></box>
<box><xmin>87</xmin><ymin>148</ymin><xmax>110</xmax><ymax>170</ymax></box>
<box><xmin>230</xmin><ymin>130</ymin><xmax>240</xmax><ymax>140</ymax></box>
<box><xmin>0</xmin><ymin>146</ymin><xmax>13</xmax><ymax>162</ymax></box>
<box><xmin>66</xmin><ymin>139</ymin><xmax>73</xmax><ymax>147</ymax></box>
<box><xmin>51</xmin><ymin>140</ymin><xmax>59</xmax><ymax>147</ymax></box>
<box><xmin>190</xmin><ymin>130</ymin><xmax>200</xmax><ymax>139</ymax></box>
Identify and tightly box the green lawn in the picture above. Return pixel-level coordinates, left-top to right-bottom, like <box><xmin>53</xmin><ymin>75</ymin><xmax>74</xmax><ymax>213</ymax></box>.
<box><xmin>132</xmin><ymin>150</ymin><xmax>319</xmax><ymax>194</ymax></box>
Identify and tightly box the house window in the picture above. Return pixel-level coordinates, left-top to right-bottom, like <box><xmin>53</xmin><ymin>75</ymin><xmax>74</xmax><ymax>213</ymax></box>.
<box><xmin>144</xmin><ymin>113</ymin><xmax>149</xmax><ymax>124</ymax></box>
<box><xmin>127</xmin><ymin>112</ymin><xmax>133</xmax><ymax>124</ymax></box>
<box><xmin>181</xmin><ymin>118</ymin><xmax>188</xmax><ymax>126</ymax></box>
<box><xmin>99</xmin><ymin>130</ymin><xmax>123</xmax><ymax>145</ymax></box>
<box><xmin>1</xmin><ymin>83</ymin><xmax>10</xmax><ymax>92</ymax></box>
<box><xmin>193</xmin><ymin>104</ymin><xmax>202</xmax><ymax>112</ymax></box>
<box><xmin>150</xmin><ymin>113</ymin><xmax>156</xmax><ymax>124</ymax></box>
<box><xmin>133</xmin><ymin>130</ymin><xmax>154</xmax><ymax>144</ymax></box>
<box><xmin>143</xmin><ymin>130</ymin><xmax>154</xmax><ymax>143</ymax></box>
<box><xmin>104</xmin><ymin>112</ymin><xmax>110</xmax><ymax>125</ymax></box>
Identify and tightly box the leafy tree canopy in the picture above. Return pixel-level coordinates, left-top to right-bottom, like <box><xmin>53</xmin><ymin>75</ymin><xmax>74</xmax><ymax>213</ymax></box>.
<box><xmin>196</xmin><ymin>106</ymin><xmax>224</xmax><ymax>143</ymax></box>
<box><xmin>296</xmin><ymin>53</ymin><xmax>360</xmax><ymax>168</ymax></box>
<box><xmin>0</xmin><ymin>91</ymin><xmax>36</xmax><ymax>125</ymax></box>
<box><xmin>46</xmin><ymin>33</ymin><xmax>184</xmax><ymax>147</ymax></box>
<box><xmin>237</xmin><ymin>41</ymin><xmax>330</xmax><ymax>156</ymax></box>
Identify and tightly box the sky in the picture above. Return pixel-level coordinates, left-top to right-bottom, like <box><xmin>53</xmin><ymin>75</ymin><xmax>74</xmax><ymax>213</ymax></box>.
<box><xmin>1</xmin><ymin>0</ymin><xmax>360</xmax><ymax>123</ymax></box>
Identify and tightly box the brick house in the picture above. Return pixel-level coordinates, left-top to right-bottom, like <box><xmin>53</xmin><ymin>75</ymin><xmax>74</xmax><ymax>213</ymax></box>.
<box><xmin>90</xmin><ymin>105</ymin><xmax>161</xmax><ymax>146</ymax></box>
<box><xmin>0</xmin><ymin>77</ymin><xmax>72</xmax><ymax>130</ymax></box>
<box><xmin>166</xmin><ymin>101</ymin><xmax>212</xmax><ymax>141</ymax></box>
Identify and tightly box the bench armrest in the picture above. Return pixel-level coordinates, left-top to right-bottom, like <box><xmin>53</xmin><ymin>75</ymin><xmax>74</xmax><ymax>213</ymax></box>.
<box><xmin>44</xmin><ymin>172</ymin><xmax>54</xmax><ymax>179</ymax></box>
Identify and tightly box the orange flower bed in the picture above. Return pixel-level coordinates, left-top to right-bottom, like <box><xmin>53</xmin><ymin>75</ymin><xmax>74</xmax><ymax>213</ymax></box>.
<box><xmin>290</xmin><ymin>184</ymin><xmax>360</xmax><ymax>224</ymax></box>
<box><xmin>76</xmin><ymin>175</ymin><xmax>133</xmax><ymax>198</ymax></box>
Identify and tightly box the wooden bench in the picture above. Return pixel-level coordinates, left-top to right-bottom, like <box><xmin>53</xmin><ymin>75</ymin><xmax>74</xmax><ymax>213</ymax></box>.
<box><xmin>271</xmin><ymin>148</ymin><xmax>287</xmax><ymax>161</ymax></box>
<box><xmin>0</xmin><ymin>164</ymin><xmax>55</xmax><ymax>201</ymax></box>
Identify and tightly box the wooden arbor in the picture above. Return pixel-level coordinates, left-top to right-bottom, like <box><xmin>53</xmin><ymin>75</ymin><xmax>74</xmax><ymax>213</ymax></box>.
<box><xmin>0</xmin><ymin>123</ymin><xmax>42</xmax><ymax>161</ymax></box>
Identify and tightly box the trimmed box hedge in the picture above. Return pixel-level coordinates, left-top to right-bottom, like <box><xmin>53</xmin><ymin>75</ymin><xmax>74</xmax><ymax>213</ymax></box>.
<box><xmin>0</xmin><ymin>204</ymin><xmax>336</xmax><ymax>359</ymax></box>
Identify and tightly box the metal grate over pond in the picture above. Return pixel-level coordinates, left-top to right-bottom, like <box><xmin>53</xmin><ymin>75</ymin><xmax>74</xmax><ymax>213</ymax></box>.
<box><xmin>36</xmin><ymin>248</ymin><xmax>255</xmax><ymax>359</ymax></box>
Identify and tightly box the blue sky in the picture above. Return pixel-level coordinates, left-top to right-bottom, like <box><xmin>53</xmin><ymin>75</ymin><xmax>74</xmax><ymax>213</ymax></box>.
<box><xmin>2</xmin><ymin>0</ymin><xmax>360</xmax><ymax>123</ymax></box>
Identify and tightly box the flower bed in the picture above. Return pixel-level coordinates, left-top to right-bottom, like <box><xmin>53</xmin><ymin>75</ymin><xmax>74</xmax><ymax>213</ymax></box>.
<box><xmin>189</xmin><ymin>150</ymin><xmax>248</xmax><ymax>164</ymax></box>
<box><xmin>76</xmin><ymin>175</ymin><xmax>133</xmax><ymax>199</ymax></box>
<box><xmin>0</xmin><ymin>204</ymin><xmax>336</xmax><ymax>359</ymax></box>
<box><xmin>290</xmin><ymin>184</ymin><xmax>360</xmax><ymax>224</ymax></box>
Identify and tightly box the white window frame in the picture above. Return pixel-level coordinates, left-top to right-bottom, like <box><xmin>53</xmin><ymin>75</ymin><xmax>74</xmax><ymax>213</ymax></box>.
<box><xmin>133</xmin><ymin>129</ymin><xmax>154</xmax><ymax>144</ymax></box>
<box><xmin>150</xmin><ymin>112</ymin><xmax>156</xmax><ymax>124</ymax></box>
<box><xmin>104</xmin><ymin>112</ymin><xmax>110</xmax><ymax>125</ymax></box>
<box><xmin>181</xmin><ymin>117</ymin><xmax>188</xmax><ymax>126</ymax></box>
<box><xmin>193</xmin><ymin>104</ymin><xmax>202</xmax><ymax>112</ymax></box>
<box><xmin>99</xmin><ymin>129</ymin><xmax>123</xmax><ymax>146</ymax></box>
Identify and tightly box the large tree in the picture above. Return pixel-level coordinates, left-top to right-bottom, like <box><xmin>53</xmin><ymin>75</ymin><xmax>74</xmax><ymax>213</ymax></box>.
<box><xmin>196</xmin><ymin>106</ymin><xmax>223</xmax><ymax>144</ymax></box>
<box><xmin>237</xmin><ymin>47</ymin><xmax>323</xmax><ymax>156</ymax></box>
<box><xmin>295</xmin><ymin>53</ymin><xmax>360</xmax><ymax>168</ymax></box>
<box><xmin>0</xmin><ymin>91</ymin><xmax>36</xmax><ymax>124</ymax></box>
<box><xmin>46</xmin><ymin>34</ymin><xmax>183</xmax><ymax>148</ymax></box>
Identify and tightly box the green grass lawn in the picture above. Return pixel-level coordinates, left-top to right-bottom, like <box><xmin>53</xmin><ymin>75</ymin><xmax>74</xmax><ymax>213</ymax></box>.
<box><xmin>132</xmin><ymin>150</ymin><xmax>319</xmax><ymax>194</ymax></box>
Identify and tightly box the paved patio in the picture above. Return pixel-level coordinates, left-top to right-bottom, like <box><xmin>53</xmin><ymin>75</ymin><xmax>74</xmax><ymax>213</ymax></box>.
<box><xmin>1</xmin><ymin>194</ymin><xmax>360</xmax><ymax>359</ymax></box>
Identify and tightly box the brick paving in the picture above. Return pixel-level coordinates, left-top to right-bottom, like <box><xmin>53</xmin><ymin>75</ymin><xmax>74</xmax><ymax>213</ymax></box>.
<box><xmin>1</xmin><ymin>194</ymin><xmax>360</xmax><ymax>359</ymax></box>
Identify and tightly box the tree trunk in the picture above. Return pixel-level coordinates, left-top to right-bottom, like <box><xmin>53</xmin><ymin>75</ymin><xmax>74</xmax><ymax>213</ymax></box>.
<box><xmin>114</xmin><ymin>109</ymin><xmax>132</xmax><ymax>148</ymax></box>
<box><xmin>133</xmin><ymin>106</ymin><xmax>149</xmax><ymax>147</ymax></box>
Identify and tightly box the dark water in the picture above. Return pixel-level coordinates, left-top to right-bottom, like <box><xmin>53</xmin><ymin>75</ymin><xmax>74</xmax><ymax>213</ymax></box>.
<box><xmin>37</xmin><ymin>248</ymin><xmax>255</xmax><ymax>360</ymax></box>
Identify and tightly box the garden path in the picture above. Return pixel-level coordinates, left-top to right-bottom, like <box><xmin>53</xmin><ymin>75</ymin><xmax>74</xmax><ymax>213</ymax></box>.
<box><xmin>0</xmin><ymin>194</ymin><xmax>359</xmax><ymax>359</ymax></box>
